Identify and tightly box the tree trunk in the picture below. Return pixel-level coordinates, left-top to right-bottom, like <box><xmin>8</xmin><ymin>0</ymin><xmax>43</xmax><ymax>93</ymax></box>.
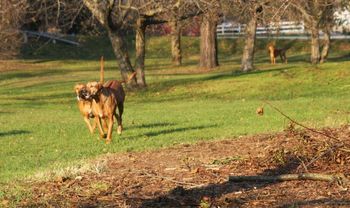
<box><xmin>135</xmin><ymin>19</ymin><xmax>147</xmax><ymax>88</ymax></box>
<box><xmin>170</xmin><ymin>20</ymin><xmax>182</xmax><ymax>66</ymax></box>
<box><xmin>199</xmin><ymin>15</ymin><xmax>218</xmax><ymax>69</ymax></box>
<box><xmin>83</xmin><ymin>0</ymin><xmax>139</xmax><ymax>88</ymax></box>
<box><xmin>310</xmin><ymin>20</ymin><xmax>320</xmax><ymax>65</ymax></box>
<box><xmin>241</xmin><ymin>15</ymin><xmax>257</xmax><ymax>72</ymax></box>
<box><xmin>107</xmin><ymin>30</ymin><xmax>137</xmax><ymax>87</ymax></box>
<box><xmin>320</xmin><ymin>27</ymin><xmax>330</xmax><ymax>64</ymax></box>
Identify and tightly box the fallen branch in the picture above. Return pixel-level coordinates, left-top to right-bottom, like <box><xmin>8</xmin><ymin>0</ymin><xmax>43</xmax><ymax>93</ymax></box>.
<box><xmin>229</xmin><ymin>173</ymin><xmax>348</xmax><ymax>185</ymax></box>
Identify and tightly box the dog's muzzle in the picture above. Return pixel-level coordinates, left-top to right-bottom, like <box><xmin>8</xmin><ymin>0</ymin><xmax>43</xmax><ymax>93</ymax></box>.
<box><xmin>78</xmin><ymin>89</ymin><xmax>91</xmax><ymax>100</ymax></box>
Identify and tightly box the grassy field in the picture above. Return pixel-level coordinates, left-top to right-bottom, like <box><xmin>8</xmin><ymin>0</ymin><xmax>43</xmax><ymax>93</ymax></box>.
<box><xmin>0</xmin><ymin>36</ymin><xmax>349</xmax><ymax>186</ymax></box>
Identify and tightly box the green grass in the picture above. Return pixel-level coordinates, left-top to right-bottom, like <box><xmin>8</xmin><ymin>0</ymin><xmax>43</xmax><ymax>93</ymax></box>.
<box><xmin>0</xmin><ymin>35</ymin><xmax>349</xmax><ymax>185</ymax></box>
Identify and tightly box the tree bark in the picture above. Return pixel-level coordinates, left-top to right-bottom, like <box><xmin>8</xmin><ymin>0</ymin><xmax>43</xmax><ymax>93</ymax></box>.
<box><xmin>320</xmin><ymin>27</ymin><xmax>331</xmax><ymax>64</ymax></box>
<box><xmin>199</xmin><ymin>15</ymin><xmax>218</xmax><ymax>69</ymax></box>
<box><xmin>107</xmin><ymin>29</ymin><xmax>137</xmax><ymax>87</ymax></box>
<box><xmin>241</xmin><ymin>15</ymin><xmax>257</xmax><ymax>72</ymax></box>
<box><xmin>310</xmin><ymin>20</ymin><xmax>320</xmax><ymax>65</ymax></box>
<box><xmin>170</xmin><ymin>20</ymin><xmax>182</xmax><ymax>66</ymax></box>
<box><xmin>134</xmin><ymin>19</ymin><xmax>147</xmax><ymax>88</ymax></box>
<box><xmin>83</xmin><ymin>0</ymin><xmax>138</xmax><ymax>88</ymax></box>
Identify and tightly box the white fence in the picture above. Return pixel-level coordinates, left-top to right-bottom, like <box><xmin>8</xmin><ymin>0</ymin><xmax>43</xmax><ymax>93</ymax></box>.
<box><xmin>217</xmin><ymin>21</ymin><xmax>306</xmax><ymax>37</ymax></box>
<box><xmin>217</xmin><ymin>21</ymin><xmax>350</xmax><ymax>39</ymax></box>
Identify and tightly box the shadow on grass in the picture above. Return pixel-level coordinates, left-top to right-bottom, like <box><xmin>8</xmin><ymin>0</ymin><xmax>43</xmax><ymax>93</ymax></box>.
<box><xmin>142</xmin><ymin>125</ymin><xmax>217</xmax><ymax>137</ymax></box>
<box><xmin>0</xmin><ymin>130</ymin><xmax>31</xmax><ymax>137</ymax></box>
<box><xmin>328</xmin><ymin>53</ymin><xmax>350</xmax><ymax>62</ymax></box>
<box><xmin>0</xmin><ymin>111</ymin><xmax>13</xmax><ymax>115</ymax></box>
<box><xmin>0</xmin><ymin>70</ymin><xmax>69</xmax><ymax>82</ymax></box>
<box><xmin>149</xmin><ymin>65</ymin><xmax>294</xmax><ymax>93</ymax></box>
<box><xmin>127</xmin><ymin>122</ymin><xmax>176</xmax><ymax>130</ymax></box>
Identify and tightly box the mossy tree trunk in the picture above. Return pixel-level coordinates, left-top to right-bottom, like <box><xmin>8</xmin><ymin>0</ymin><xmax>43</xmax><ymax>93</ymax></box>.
<box><xmin>170</xmin><ymin>20</ymin><xmax>182</xmax><ymax>66</ymax></box>
<box><xmin>320</xmin><ymin>26</ymin><xmax>331</xmax><ymax>64</ymax></box>
<box><xmin>135</xmin><ymin>18</ymin><xmax>147</xmax><ymax>87</ymax></box>
<box><xmin>310</xmin><ymin>19</ymin><xmax>321</xmax><ymax>65</ymax></box>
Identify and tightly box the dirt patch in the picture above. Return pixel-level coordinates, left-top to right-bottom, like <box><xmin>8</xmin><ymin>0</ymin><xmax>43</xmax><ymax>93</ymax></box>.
<box><xmin>6</xmin><ymin>125</ymin><xmax>350</xmax><ymax>207</ymax></box>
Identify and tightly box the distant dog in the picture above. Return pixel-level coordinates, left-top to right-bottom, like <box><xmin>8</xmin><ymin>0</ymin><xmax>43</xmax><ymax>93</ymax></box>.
<box><xmin>268</xmin><ymin>45</ymin><xmax>288</xmax><ymax>64</ymax></box>
<box><xmin>86</xmin><ymin>72</ymin><xmax>136</xmax><ymax>143</ymax></box>
<box><xmin>74</xmin><ymin>57</ymin><xmax>105</xmax><ymax>134</ymax></box>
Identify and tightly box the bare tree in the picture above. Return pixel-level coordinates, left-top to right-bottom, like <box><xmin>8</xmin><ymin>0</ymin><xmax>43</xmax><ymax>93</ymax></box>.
<box><xmin>289</xmin><ymin>0</ymin><xmax>346</xmax><ymax>64</ymax></box>
<box><xmin>222</xmin><ymin>0</ymin><xmax>272</xmax><ymax>72</ymax></box>
<box><xmin>0</xmin><ymin>0</ymin><xmax>27</xmax><ymax>59</ymax></box>
<box><xmin>25</xmin><ymin>0</ymin><xmax>89</xmax><ymax>33</ymax></box>
<box><xmin>82</xmin><ymin>0</ymin><xmax>203</xmax><ymax>88</ymax></box>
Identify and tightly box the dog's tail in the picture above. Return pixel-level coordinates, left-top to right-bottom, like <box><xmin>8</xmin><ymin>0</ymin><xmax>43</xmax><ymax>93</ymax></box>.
<box><xmin>121</xmin><ymin>72</ymin><xmax>137</xmax><ymax>84</ymax></box>
<box><xmin>100</xmin><ymin>56</ymin><xmax>104</xmax><ymax>84</ymax></box>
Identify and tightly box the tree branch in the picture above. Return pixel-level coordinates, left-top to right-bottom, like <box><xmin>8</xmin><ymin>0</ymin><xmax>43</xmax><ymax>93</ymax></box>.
<box><xmin>229</xmin><ymin>173</ymin><xmax>348</xmax><ymax>185</ymax></box>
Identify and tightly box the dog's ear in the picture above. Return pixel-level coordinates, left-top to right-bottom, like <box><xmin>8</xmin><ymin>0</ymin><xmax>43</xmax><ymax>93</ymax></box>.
<box><xmin>96</xmin><ymin>82</ymin><xmax>103</xmax><ymax>90</ymax></box>
<box><xmin>74</xmin><ymin>84</ymin><xmax>83</xmax><ymax>93</ymax></box>
<box><xmin>86</xmin><ymin>81</ymin><xmax>102</xmax><ymax>95</ymax></box>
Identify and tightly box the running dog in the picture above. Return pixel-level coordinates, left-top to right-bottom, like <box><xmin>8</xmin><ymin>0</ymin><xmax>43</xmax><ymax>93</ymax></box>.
<box><xmin>74</xmin><ymin>83</ymin><xmax>95</xmax><ymax>133</ymax></box>
<box><xmin>268</xmin><ymin>45</ymin><xmax>288</xmax><ymax>64</ymax></box>
<box><xmin>86</xmin><ymin>72</ymin><xmax>136</xmax><ymax>143</ymax></box>
<box><xmin>74</xmin><ymin>57</ymin><xmax>105</xmax><ymax>134</ymax></box>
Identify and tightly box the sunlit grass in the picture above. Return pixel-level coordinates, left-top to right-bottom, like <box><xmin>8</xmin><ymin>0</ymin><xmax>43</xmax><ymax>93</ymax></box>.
<box><xmin>0</xmin><ymin>36</ymin><xmax>349</xmax><ymax>184</ymax></box>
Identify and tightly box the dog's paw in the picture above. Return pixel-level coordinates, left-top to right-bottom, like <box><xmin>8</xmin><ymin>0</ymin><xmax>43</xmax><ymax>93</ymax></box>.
<box><xmin>117</xmin><ymin>126</ymin><xmax>123</xmax><ymax>135</ymax></box>
<box><xmin>99</xmin><ymin>134</ymin><xmax>107</xmax><ymax>139</ymax></box>
<box><xmin>105</xmin><ymin>139</ymin><xmax>111</xmax><ymax>144</ymax></box>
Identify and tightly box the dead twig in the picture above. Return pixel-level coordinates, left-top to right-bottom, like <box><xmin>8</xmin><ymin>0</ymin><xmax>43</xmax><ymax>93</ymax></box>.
<box><xmin>305</xmin><ymin>143</ymin><xmax>343</xmax><ymax>168</ymax></box>
<box><xmin>263</xmin><ymin>100</ymin><xmax>341</xmax><ymax>142</ymax></box>
<box><xmin>263</xmin><ymin>100</ymin><xmax>344</xmax><ymax>169</ymax></box>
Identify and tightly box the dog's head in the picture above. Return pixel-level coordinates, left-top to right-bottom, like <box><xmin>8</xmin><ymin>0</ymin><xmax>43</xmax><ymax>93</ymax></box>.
<box><xmin>86</xmin><ymin>81</ymin><xmax>103</xmax><ymax>97</ymax></box>
<box><xmin>268</xmin><ymin>45</ymin><xmax>274</xmax><ymax>51</ymax></box>
<box><xmin>74</xmin><ymin>83</ymin><xmax>90</xmax><ymax>100</ymax></box>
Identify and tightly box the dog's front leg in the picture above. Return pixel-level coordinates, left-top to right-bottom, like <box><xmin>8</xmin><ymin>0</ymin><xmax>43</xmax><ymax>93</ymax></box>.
<box><xmin>91</xmin><ymin>119</ymin><xmax>96</xmax><ymax>132</ymax></box>
<box><xmin>84</xmin><ymin>116</ymin><xmax>95</xmax><ymax>134</ymax></box>
<box><xmin>106</xmin><ymin>117</ymin><xmax>114</xmax><ymax>144</ymax></box>
<box><xmin>95</xmin><ymin>116</ymin><xmax>106</xmax><ymax>139</ymax></box>
<box><xmin>102</xmin><ymin>118</ymin><xmax>108</xmax><ymax>132</ymax></box>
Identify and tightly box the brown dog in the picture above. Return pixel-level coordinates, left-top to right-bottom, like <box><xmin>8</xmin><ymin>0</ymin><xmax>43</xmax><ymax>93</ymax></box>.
<box><xmin>74</xmin><ymin>83</ymin><xmax>95</xmax><ymax>133</ymax></box>
<box><xmin>268</xmin><ymin>45</ymin><xmax>288</xmax><ymax>64</ymax></box>
<box><xmin>86</xmin><ymin>72</ymin><xmax>136</xmax><ymax>143</ymax></box>
<box><xmin>74</xmin><ymin>57</ymin><xmax>105</xmax><ymax>134</ymax></box>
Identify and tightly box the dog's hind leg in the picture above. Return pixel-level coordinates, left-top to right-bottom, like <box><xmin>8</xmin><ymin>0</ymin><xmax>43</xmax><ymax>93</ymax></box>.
<box><xmin>116</xmin><ymin>102</ymin><xmax>124</xmax><ymax>135</ymax></box>
<box><xmin>280</xmin><ymin>52</ymin><xmax>287</xmax><ymax>63</ymax></box>
<box><xmin>284</xmin><ymin>53</ymin><xmax>288</xmax><ymax>63</ymax></box>
<box><xmin>106</xmin><ymin>117</ymin><xmax>114</xmax><ymax>144</ymax></box>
